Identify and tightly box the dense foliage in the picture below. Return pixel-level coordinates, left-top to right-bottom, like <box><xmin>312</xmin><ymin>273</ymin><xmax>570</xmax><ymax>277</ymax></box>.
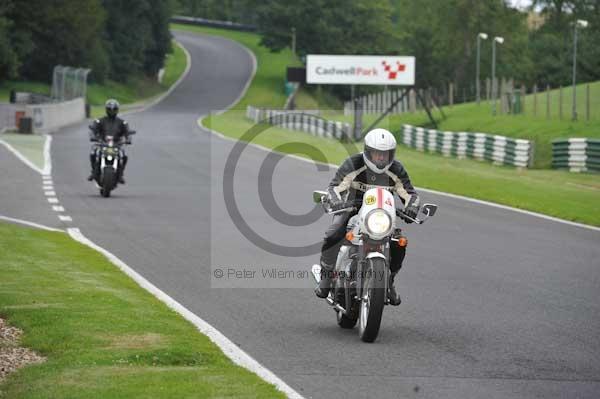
<box><xmin>174</xmin><ymin>0</ymin><xmax>599</xmax><ymax>92</ymax></box>
<box><xmin>3</xmin><ymin>0</ymin><xmax>598</xmax><ymax>92</ymax></box>
<box><xmin>0</xmin><ymin>0</ymin><xmax>173</xmax><ymax>84</ymax></box>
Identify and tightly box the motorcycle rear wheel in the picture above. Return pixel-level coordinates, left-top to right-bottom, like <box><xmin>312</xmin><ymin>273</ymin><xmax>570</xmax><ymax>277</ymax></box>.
<box><xmin>335</xmin><ymin>280</ymin><xmax>358</xmax><ymax>329</ymax></box>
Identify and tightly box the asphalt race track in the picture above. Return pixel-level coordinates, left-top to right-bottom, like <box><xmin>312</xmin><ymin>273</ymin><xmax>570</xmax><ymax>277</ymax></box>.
<box><xmin>3</xmin><ymin>31</ymin><xmax>600</xmax><ymax>398</ymax></box>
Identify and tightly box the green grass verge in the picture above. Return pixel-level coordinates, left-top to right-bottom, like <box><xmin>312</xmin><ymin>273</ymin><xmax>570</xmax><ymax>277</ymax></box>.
<box><xmin>89</xmin><ymin>40</ymin><xmax>188</xmax><ymax>118</ymax></box>
<box><xmin>171</xmin><ymin>23</ymin><xmax>301</xmax><ymax>109</ymax></box>
<box><xmin>0</xmin><ymin>222</ymin><xmax>283</xmax><ymax>398</ymax></box>
<box><xmin>89</xmin><ymin>40</ymin><xmax>187</xmax><ymax>107</ymax></box>
<box><xmin>183</xmin><ymin>24</ymin><xmax>599</xmax><ymax>226</ymax></box>
<box><xmin>0</xmin><ymin>82</ymin><xmax>51</xmax><ymax>101</ymax></box>
<box><xmin>326</xmin><ymin>81</ymin><xmax>600</xmax><ymax>169</ymax></box>
<box><xmin>0</xmin><ymin>133</ymin><xmax>45</xmax><ymax>171</ymax></box>
<box><xmin>204</xmin><ymin>110</ymin><xmax>600</xmax><ymax>226</ymax></box>
<box><xmin>1</xmin><ymin>39</ymin><xmax>188</xmax><ymax>120</ymax></box>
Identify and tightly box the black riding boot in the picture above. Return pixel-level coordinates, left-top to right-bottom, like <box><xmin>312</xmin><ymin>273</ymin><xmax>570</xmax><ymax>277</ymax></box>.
<box><xmin>88</xmin><ymin>153</ymin><xmax>96</xmax><ymax>181</ymax></box>
<box><xmin>315</xmin><ymin>263</ymin><xmax>334</xmax><ymax>298</ymax></box>
<box><xmin>118</xmin><ymin>155</ymin><xmax>128</xmax><ymax>184</ymax></box>
<box><xmin>388</xmin><ymin>272</ymin><xmax>401</xmax><ymax>306</ymax></box>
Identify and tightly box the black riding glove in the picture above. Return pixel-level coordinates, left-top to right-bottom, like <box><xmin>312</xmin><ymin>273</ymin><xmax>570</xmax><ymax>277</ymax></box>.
<box><xmin>327</xmin><ymin>188</ymin><xmax>344</xmax><ymax>210</ymax></box>
<box><xmin>403</xmin><ymin>196</ymin><xmax>420</xmax><ymax>223</ymax></box>
<box><xmin>404</xmin><ymin>205</ymin><xmax>419</xmax><ymax>223</ymax></box>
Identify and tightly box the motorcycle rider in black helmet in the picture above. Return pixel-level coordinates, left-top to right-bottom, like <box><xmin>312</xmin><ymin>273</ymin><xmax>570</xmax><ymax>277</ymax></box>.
<box><xmin>87</xmin><ymin>99</ymin><xmax>131</xmax><ymax>184</ymax></box>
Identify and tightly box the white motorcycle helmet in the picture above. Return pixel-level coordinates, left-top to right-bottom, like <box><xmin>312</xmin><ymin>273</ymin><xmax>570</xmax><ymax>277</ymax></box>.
<box><xmin>363</xmin><ymin>128</ymin><xmax>397</xmax><ymax>173</ymax></box>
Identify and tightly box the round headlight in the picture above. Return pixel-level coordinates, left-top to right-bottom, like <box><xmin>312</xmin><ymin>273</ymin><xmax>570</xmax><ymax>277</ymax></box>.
<box><xmin>365</xmin><ymin>209</ymin><xmax>392</xmax><ymax>237</ymax></box>
<box><xmin>106</xmin><ymin>155</ymin><xmax>113</xmax><ymax>161</ymax></box>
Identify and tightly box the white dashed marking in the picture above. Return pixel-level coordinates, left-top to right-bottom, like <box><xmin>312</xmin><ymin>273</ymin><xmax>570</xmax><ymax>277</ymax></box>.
<box><xmin>47</xmin><ymin>197</ymin><xmax>59</xmax><ymax>204</ymax></box>
<box><xmin>58</xmin><ymin>215</ymin><xmax>72</xmax><ymax>222</ymax></box>
<box><xmin>52</xmin><ymin>205</ymin><xmax>65</xmax><ymax>212</ymax></box>
<box><xmin>44</xmin><ymin>191</ymin><xmax>56</xmax><ymax>197</ymax></box>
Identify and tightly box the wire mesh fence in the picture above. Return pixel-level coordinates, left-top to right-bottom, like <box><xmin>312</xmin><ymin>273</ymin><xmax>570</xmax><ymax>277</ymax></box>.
<box><xmin>51</xmin><ymin>66</ymin><xmax>91</xmax><ymax>101</ymax></box>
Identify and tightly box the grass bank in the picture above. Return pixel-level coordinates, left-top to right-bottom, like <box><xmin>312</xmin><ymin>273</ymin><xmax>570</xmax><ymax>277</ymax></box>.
<box><xmin>205</xmin><ymin>110</ymin><xmax>600</xmax><ymax>226</ymax></box>
<box><xmin>0</xmin><ymin>133</ymin><xmax>45</xmax><ymax>171</ymax></box>
<box><xmin>0</xmin><ymin>222</ymin><xmax>283</xmax><ymax>398</ymax></box>
<box><xmin>324</xmin><ymin>82</ymin><xmax>600</xmax><ymax>168</ymax></box>
<box><xmin>384</xmin><ymin>81</ymin><xmax>600</xmax><ymax>168</ymax></box>
<box><xmin>89</xmin><ymin>40</ymin><xmax>188</xmax><ymax>118</ymax></box>
<box><xmin>171</xmin><ymin>23</ymin><xmax>298</xmax><ymax>108</ymax></box>
<box><xmin>0</xmin><ymin>39</ymin><xmax>188</xmax><ymax>118</ymax></box>
<box><xmin>177</xmin><ymin>24</ymin><xmax>600</xmax><ymax>226</ymax></box>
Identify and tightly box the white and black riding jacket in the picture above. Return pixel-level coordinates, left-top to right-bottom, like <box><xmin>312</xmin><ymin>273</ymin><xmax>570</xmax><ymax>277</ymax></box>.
<box><xmin>328</xmin><ymin>153</ymin><xmax>419</xmax><ymax>208</ymax></box>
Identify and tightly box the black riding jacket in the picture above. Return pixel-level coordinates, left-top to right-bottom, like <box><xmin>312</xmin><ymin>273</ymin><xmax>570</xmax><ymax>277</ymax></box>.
<box><xmin>328</xmin><ymin>153</ymin><xmax>419</xmax><ymax>208</ymax></box>
<box><xmin>91</xmin><ymin>116</ymin><xmax>129</xmax><ymax>142</ymax></box>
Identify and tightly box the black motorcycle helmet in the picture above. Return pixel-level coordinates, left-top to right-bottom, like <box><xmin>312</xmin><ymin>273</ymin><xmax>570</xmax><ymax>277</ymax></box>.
<box><xmin>105</xmin><ymin>99</ymin><xmax>120</xmax><ymax>119</ymax></box>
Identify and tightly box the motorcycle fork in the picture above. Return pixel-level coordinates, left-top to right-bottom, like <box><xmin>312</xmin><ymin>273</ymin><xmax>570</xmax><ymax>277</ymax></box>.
<box><xmin>356</xmin><ymin>243</ymin><xmax>391</xmax><ymax>304</ymax></box>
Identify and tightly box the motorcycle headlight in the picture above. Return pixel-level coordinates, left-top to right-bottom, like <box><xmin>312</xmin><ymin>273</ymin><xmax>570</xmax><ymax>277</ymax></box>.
<box><xmin>365</xmin><ymin>209</ymin><xmax>392</xmax><ymax>238</ymax></box>
<box><xmin>106</xmin><ymin>155</ymin><xmax>113</xmax><ymax>161</ymax></box>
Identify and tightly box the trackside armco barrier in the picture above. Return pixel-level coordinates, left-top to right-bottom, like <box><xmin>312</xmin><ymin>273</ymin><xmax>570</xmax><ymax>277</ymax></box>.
<box><xmin>552</xmin><ymin>138</ymin><xmax>600</xmax><ymax>172</ymax></box>
<box><xmin>171</xmin><ymin>15</ymin><xmax>256</xmax><ymax>31</ymax></box>
<box><xmin>24</xmin><ymin>98</ymin><xmax>86</xmax><ymax>134</ymax></box>
<box><xmin>246</xmin><ymin>105</ymin><xmax>356</xmax><ymax>141</ymax></box>
<box><xmin>401</xmin><ymin>124</ymin><xmax>534</xmax><ymax>168</ymax></box>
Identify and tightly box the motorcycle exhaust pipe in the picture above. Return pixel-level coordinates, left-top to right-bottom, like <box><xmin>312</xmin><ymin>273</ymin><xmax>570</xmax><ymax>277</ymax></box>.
<box><xmin>326</xmin><ymin>297</ymin><xmax>347</xmax><ymax>314</ymax></box>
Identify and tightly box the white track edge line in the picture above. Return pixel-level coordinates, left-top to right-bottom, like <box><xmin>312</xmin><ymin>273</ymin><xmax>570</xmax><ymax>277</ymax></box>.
<box><xmin>192</xmin><ymin>29</ymin><xmax>257</xmax><ymax>124</ymax></box>
<box><xmin>190</xmin><ymin>32</ymin><xmax>599</xmax><ymax>234</ymax></box>
<box><xmin>43</xmin><ymin>134</ymin><xmax>52</xmax><ymax>175</ymax></box>
<box><xmin>197</xmin><ymin>119</ymin><xmax>600</xmax><ymax>233</ymax></box>
<box><xmin>67</xmin><ymin>227</ymin><xmax>304</xmax><ymax>399</ymax></box>
<box><xmin>416</xmin><ymin>187</ymin><xmax>600</xmax><ymax>232</ymax></box>
<box><xmin>10</xmin><ymin>37</ymin><xmax>301</xmax><ymax>398</ymax></box>
<box><xmin>0</xmin><ymin>215</ymin><xmax>64</xmax><ymax>232</ymax></box>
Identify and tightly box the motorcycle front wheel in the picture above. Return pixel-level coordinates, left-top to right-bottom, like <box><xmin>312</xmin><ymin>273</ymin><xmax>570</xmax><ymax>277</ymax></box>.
<box><xmin>335</xmin><ymin>279</ymin><xmax>358</xmax><ymax>329</ymax></box>
<box><xmin>100</xmin><ymin>167</ymin><xmax>115</xmax><ymax>198</ymax></box>
<box><xmin>358</xmin><ymin>257</ymin><xmax>386</xmax><ymax>342</ymax></box>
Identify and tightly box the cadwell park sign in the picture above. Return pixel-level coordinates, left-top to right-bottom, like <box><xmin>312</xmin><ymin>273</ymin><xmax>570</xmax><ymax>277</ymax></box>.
<box><xmin>306</xmin><ymin>55</ymin><xmax>415</xmax><ymax>86</ymax></box>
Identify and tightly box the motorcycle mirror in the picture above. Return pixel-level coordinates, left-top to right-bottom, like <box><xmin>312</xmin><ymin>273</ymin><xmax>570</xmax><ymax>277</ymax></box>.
<box><xmin>313</xmin><ymin>190</ymin><xmax>327</xmax><ymax>204</ymax></box>
<box><xmin>421</xmin><ymin>203</ymin><xmax>438</xmax><ymax>217</ymax></box>
<box><xmin>129</xmin><ymin>130</ymin><xmax>137</xmax><ymax>135</ymax></box>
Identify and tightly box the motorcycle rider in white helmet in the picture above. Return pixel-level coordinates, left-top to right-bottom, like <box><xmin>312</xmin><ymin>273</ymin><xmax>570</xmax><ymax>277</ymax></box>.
<box><xmin>315</xmin><ymin>128</ymin><xmax>420</xmax><ymax>305</ymax></box>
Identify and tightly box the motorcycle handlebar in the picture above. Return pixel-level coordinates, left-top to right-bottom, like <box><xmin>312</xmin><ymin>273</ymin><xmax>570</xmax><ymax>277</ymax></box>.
<box><xmin>396</xmin><ymin>209</ymin><xmax>424</xmax><ymax>225</ymax></box>
<box><xmin>322</xmin><ymin>197</ymin><xmax>361</xmax><ymax>210</ymax></box>
<box><xmin>325</xmin><ymin>200</ymin><xmax>422</xmax><ymax>224</ymax></box>
<box><xmin>90</xmin><ymin>137</ymin><xmax>132</xmax><ymax>145</ymax></box>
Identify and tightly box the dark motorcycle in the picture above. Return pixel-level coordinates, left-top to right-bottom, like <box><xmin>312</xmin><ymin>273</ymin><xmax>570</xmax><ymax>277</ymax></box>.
<box><xmin>90</xmin><ymin>129</ymin><xmax>135</xmax><ymax>197</ymax></box>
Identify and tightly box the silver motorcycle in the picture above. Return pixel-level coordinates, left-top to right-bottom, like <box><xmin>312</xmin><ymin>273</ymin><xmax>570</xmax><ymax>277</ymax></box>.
<box><xmin>312</xmin><ymin>187</ymin><xmax>437</xmax><ymax>342</ymax></box>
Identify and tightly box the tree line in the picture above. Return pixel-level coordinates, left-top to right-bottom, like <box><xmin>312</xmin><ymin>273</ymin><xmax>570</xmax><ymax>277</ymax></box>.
<box><xmin>175</xmin><ymin>0</ymin><xmax>600</xmax><ymax>95</ymax></box>
<box><xmin>2</xmin><ymin>0</ymin><xmax>597</xmax><ymax>94</ymax></box>
<box><xmin>0</xmin><ymin>0</ymin><xmax>173</xmax><ymax>84</ymax></box>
